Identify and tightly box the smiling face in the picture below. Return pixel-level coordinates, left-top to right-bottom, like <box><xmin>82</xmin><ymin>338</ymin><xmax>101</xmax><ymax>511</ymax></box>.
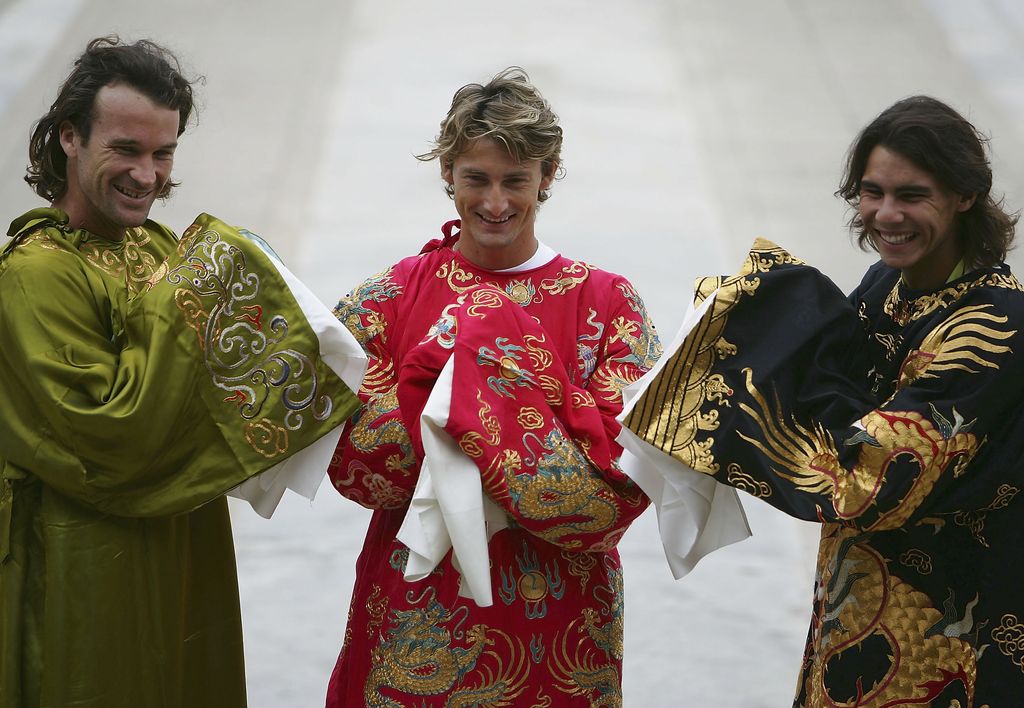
<box><xmin>56</xmin><ymin>82</ymin><xmax>180</xmax><ymax>241</ymax></box>
<box><xmin>858</xmin><ymin>145</ymin><xmax>976</xmax><ymax>290</ymax></box>
<box><xmin>442</xmin><ymin>137</ymin><xmax>556</xmax><ymax>270</ymax></box>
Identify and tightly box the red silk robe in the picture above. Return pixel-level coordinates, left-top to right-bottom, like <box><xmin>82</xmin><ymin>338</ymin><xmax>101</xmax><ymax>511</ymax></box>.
<box><xmin>326</xmin><ymin>222</ymin><xmax>661</xmax><ymax>707</ymax></box>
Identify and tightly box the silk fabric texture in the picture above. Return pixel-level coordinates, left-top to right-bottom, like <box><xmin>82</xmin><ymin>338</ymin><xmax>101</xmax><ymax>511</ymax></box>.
<box><xmin>0</xmin><ymin>209</ymin><xmax>360</xmax><ymax>708</ymax></box>
<box><xmin>327</xmin><ymin>222</ymin><xmax>662</xmax><ymax>707</ymax></box>
<box><xmin>624</xmin><ymin>238</ymin><xmax>1024</xmax><ymax>706</ymax></box>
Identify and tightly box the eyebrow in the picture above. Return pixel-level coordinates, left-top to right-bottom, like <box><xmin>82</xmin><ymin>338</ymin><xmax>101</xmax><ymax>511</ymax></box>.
<box><xmin>860</xmin><ymin>179</ymin><xmax>932</xmax><ymax>196</ymax></box>
<box><xmin>107</xmin><ymin>137</ymin><xmax>178</xmax><ymax>150</ymax></box>
<box><xmin>457</xmin><ymin>167</ymin><xmax>531</xmax><ymax>179</ymax></box>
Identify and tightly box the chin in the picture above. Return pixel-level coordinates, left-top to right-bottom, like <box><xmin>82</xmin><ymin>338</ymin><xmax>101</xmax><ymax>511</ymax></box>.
<box><xmin>119</xmin><ymin>207</ymin><xmax>154</xmax><ymax>226</ymax></box>
<box><xmin>472</xmin><ymin>233</ymin><xmax>514</xmax><ymax>249</ymax></box>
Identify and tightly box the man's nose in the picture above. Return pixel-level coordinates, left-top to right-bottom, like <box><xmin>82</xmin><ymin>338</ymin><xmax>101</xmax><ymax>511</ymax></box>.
<box><xmin>482</xmin><ymin>185</ymin><xmax>508</xmax><ymax>215</ymax></box>
<box><xmin>876</xmin><ymin>196</ymin><xmax>903</xmax><ymax>223</ymax></box>
<box><xmin>129</xmin><ymin>157</ymin><xmax>158</xmax><ymax>189</ymax></box>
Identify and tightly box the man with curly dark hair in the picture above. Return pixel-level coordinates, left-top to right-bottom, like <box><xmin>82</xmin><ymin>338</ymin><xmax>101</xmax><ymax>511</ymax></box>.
<box><xmin>624</xmin><ymin>96</ymin><xmax>1024</xmax><ymax>706</ymax></box>
<box><xmin>0</xmin><ymin>37</ymin><xmax>361</xmax><ymax>708</ymax></box>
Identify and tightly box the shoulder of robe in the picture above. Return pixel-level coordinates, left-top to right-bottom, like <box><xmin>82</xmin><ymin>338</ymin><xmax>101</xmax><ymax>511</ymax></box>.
<box><xmin>140</xmin><ymin>218</ymin><xmax>180</xmax><ymax>245</ymax></box>
<box><xmin>0</xmin><ymin>218</ymin><xmax>81</xmax><ymax>275</ymax></box>
<box><xmin>852</xmin><ymin>261</ymin><xmax>897</xmax><ymax>296</ymax></box>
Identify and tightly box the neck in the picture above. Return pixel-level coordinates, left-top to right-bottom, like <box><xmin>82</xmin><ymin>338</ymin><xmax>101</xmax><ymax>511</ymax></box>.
<box><xmin>52</xmin><ymin>201</ymin><xmax>127</xmax><ymax>242</ymax></box>
<box><xmin>453</xmin><ymin>236</ymin><xmax>539</xmax><ymax>271</ymax></box>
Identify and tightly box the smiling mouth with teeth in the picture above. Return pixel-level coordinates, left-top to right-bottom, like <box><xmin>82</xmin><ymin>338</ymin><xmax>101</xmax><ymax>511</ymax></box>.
<box><xmin>479</xmin><ymin>214</ymin><xmax>512</xmax><ymax>224</ymax></box>
<box><xmin>877</xmin><ymin>231</ymin><xmax>916</xmax><ymax>245</ymax></box>
<box><xmin>114</xmin><ymin>184</ymin><xmax>149</xmax><ymax>200</ymax></box>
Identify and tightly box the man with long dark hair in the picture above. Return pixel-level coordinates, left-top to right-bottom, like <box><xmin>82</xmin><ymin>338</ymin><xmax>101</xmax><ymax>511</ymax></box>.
<box><xmin>623</xmin><ymin>96</ymin><xmax>1024</xmax><ymax>705</ymax></box>
<box><xmin>0</xmin><ymin>37</ymin><xmax>361</xmax><ymax>707</ymax></box>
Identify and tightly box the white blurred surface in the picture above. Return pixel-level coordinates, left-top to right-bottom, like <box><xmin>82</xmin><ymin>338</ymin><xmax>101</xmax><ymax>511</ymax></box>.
<box><xmin>3</xmin><ymin>1</ymin><xmax>1023</xmax><ymax>705</ymax></box>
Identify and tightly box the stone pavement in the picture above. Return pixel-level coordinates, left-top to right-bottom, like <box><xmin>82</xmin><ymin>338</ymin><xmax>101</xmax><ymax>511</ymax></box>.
<box><xmin>2</xmin><ymin>0</ymin><xmax>1023</xmax><ymax>705</ymax></box>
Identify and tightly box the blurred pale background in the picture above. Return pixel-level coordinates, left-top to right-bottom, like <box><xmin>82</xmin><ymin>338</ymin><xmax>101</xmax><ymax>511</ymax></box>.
<box><xmin>2</xmin><ymin>0</ymin><xmax>1023</xmax><ymax>705</ymax></box>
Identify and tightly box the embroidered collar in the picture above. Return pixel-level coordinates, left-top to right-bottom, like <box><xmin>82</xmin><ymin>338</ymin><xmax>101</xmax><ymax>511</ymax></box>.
<box><xmin>883</xmin><ymin>266</ymin><xmax>1023</xmax><ymax>326</ymax></box>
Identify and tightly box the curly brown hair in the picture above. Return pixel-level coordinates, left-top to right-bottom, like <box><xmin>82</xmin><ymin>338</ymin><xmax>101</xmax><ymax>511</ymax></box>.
<box><xmin>26</xmin><ymin>36</ymin><xmax>197</xmax><ymax>202</ymax></box>
<box><xmin>837</xmin><ymin>95</ymin><xmax>1017</xmax><ymax>267</ymax></box>
<box><xmin>417</xmin><ymin>67</ymin><xmax>563</xmax><ymax>203</ymax></box>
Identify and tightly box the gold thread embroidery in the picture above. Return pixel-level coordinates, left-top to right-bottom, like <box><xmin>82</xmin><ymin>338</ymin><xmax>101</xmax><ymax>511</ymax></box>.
<box><xmin>992</xmin><ymin>614</ymin><xmax>1024</xmax><ymax>672</ymax></box>
<box><xmin>897</xmin><ymin>304</ymin><xmax>1016</xmax><ymax>390</ymax></box>
<box><xmin>80</xmin><ymin>226</ymin><xmax>164</xmax><ymax>296</ymax></box>
<box><xmin>540</xmin><ymin>261</ymin><xmax>591</xmax><ymax>296</ymax></box>
<box><xmin>460</xmin><ymin>392</ymin><xmax>502</xmax><ymax>458</ymax></box>
<box><xmin>883</xmin><ymin>271</ymin><xmax>1024</xmax><ymax>326</ymax></box>
<box><xmin>504</xmin><ymin>278</ymin><xmax>536</xmax><ymax>305</ymax></box>
<box><xmin>725</xmin><ymin>463</ymin><xmax>772</xmax><ymax>498</ymax></box>
<box><xmin>516</xmin><ymin>406</ymin><xmax>546</xmax><ymax>431</ymax></box>
<box><xmin>948</xmin><ymin>484</ymin><xmax>1020</xmax><ymax>548</ymax></box>
<box><xmin>622</xmin><ymin>238</ymin><xmax>796</xmax><ymax>474</ymax></box>
<box><xmin>169</xmin><ymin>223</ymin><xmax>334</xmax><ymax>455</ymax></box>
<box><xmin>899</xmin><ymin>548</ymin><xmax>933</xmax><ymax>575</ymax></box>
<box><xmin>244</xmin><ymin>417</ymin><xmax>290</xmax><ymax>458</ymax></box>
<box><xmin>436</xmin><ymin>259</ymin><xmax>481</xmax><ymax>294</ymax></box>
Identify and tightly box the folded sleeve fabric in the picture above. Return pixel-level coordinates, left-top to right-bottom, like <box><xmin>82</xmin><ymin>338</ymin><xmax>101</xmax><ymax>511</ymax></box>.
<box><xmin>1</xmin><ymin>210</ymin><xmax>363</xmax><ymax>517</ymax></box>
<box><xmin>621</xmin><ymin>236</ymin><xmax>1024</xmax><ymax>706</ymax></box>
<box><xmin>226</xmin><ymin>227</ymin><xmax>367</xmax><ymax>517</ymax></box>
<box><xmin>397</xmin><ymin>289</ymin><xmax>751</xmax><ymax>605</ymax></box>
<box><xmin>621</xmin><ymin>237</ymin><xmax>880</xmax><ymax>521</ymax></box>
<box><xmin>0</xmin><ymin>208</ymin><xmax>364</xmax><ymax>708</ymax></box>
<box><xmin>397</xmin><ymin>355</ymin><xmax>508</xmax><ymax>606</ymax></box>
<box><xmin>616</xmin><ymin>291</ymin><xmax>751</xmax><ymax>578</ymax></box>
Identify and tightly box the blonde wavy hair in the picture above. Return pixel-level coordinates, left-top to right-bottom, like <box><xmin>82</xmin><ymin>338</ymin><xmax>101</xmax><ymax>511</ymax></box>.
<box><xmin>417</xmin><ymin>67</ymin><xmax>563</xmax><ymax>202</ymax></box>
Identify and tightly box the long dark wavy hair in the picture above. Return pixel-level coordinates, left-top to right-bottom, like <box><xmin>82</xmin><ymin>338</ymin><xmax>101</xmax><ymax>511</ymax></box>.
<box><xmin>837</xmin><ymin>95</ymin><xmax>1017</xmax><ymax>267</ymax></box>
<box><xmin>26</xmin><ymin>36</ymin><xmax>196</xmax><ymax>202</ymax></box>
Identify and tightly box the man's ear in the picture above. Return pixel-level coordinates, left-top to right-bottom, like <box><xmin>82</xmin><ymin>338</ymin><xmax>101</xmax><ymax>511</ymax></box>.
<box><xmin>540</xmin><ymin>160</ymin><xmax>558</xmax><ymax>190</ymax></box>
<box><xmin>957</xmin><ymin>193</ymin><xmax>977</xmax><ymax>213</ymax></box>
<box><xmin>441</xmin><ymin>159</ymin><xmax>454</xmax><ymax>186</ymax></box>
<box><xmin>58</xmin><ymin>121</ymin><xmax>78</xmax><ymax>159</ymax></box>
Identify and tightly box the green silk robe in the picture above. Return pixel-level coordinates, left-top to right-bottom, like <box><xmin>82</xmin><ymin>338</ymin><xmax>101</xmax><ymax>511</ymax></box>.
<box><xmin>0</xmin><ymin>209</ymin><xmax>359</xmax><ymax>707</ymax></box>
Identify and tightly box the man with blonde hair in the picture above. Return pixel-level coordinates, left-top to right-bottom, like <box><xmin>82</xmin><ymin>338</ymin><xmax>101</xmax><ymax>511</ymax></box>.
<box><xmin>325</xmin><ymin>68</ymin><xmax>662</xmax><ymax>706</ymax></box>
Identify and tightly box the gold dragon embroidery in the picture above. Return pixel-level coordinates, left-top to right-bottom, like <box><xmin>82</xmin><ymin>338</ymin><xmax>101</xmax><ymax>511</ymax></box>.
<box><xmin>895</xmin><ymin>304</ymin><xmax>1015</xmax><ymax>392</ymax></box>
<box><xmin>737</xmin><ymin>367</ymin><xmax>979</xmax><ymax>530</ymax></box>
<box><xmin>334</xmin><ymin>266</ymin><xmax>401</xmax><ymax>347</ymax></box>
<box><xmin>805</xmin><ymin>528</ymin><xmax>980</xmax><ymax>706</ymax></box>
<box><xmin>737</xmin><ymin>294</ymin><xmax>1017</xmax><ymax>529</ymax></box>
<box><xmin>623</xmin><ymin>237</ymin><xmax>795</xmax><ymax>472</ymax></box>
<box><xmin>507</xmin><ymin>428</ymin><xmax>623</xmax><ymax>550</ymax></box>
<box><xmin>346</xmin><ymin>386</ymin><xmax>417</xmax><ymax>476</ymax></box>
<box><xmin>547</xmin><ymin>562</ymin><xmax>625</xmax><ymax>706</ymax></box>
<box><xmin>364</xmin><ymin>592</ymin><xmax>529</xmax><ymax>707</ymax></box>
<box><xmin>548</xmin><ymin>572</ymin><xmax>625</xmax><ymax>708</ymax></box>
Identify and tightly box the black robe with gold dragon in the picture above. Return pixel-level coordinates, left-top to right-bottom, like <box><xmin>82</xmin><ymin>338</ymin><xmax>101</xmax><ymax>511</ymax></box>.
<box><xmin>624</xmin><ymin>238</ymin><xmax>1024</xmax><ymax>707</ymax></box>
